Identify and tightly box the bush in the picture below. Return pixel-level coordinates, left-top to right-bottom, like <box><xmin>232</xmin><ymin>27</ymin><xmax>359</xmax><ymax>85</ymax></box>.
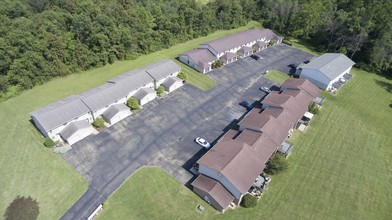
<box><xmin>93</xmin><ymin>117</ymin><xmax>105</xmax><ymax>128</ymax></box>
<box><xmin>4</xmin><ymin>196</ymin><xmax>39</xmax><ymax>220</ymax></box>
<box><xmin>43</xmin><ymin>137</ymin><xmax>55</xmax><ymax>148</ymax></box>
<box><xmin>211</xmin><ymin>60</ymin><xmax>223</xmax><ymax>69</ymax></box>
<box><xmin>156</xmin><ymin>85</ymin><xmax>165</xmax><ymax>96</ymax></box>
<box><xmin>266</xmin><ymin>152</ymin><xmax>288</xmax><ymax>175</ymax></box>
<box><xmin>177</xmin><ymin>72</ymin><xmax>188</xmax><ymax>81</ymax></box>
<box><xmin>308</xmin><ymin>102</ymin><xmax>320</xmax><ymax>114</ymax></box>
<box><xmin>127</xmin><ymin>97</ymin><xmax>140</xmax><ymax>111</ymax></box>
<box><xmin>240</xmin><ymin>194</ymin><xmax>257</xmax><ymax>208</ymax></box>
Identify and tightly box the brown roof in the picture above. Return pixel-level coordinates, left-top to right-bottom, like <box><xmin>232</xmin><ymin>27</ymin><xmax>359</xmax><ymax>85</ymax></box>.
<box><xmin>192</xmin><ymin>174</ymin><xmax>234</xmax><ymax>210</ymax></box>
<box><xmin>280</xmin><ymin>78</ymin><xmax>321</xmax><ymax>98</ymax></box>
<box><xmin>235</xmin><ymin>129</ymin><xmax>277</xmax><ymax>163</ymax></box>
<box><xmin>202</xmin><ymin>29</ymin><xmax>281</xmax><ymax>54</ymax></box>
<box><xmin>181</xmin><ymin>48</ymin><xmax>216</xmax><ymax>68</ymax></box>
<box><xmin>219</xmin><ymin>129</ymin><xmax>239</xmax><ymax>142</ymax></box>
<box><xmin>238</xmin><ymin>108</ymin><xmax>290</xmax><ymax>146</ymax></box>
<box><xmin>239</xmin><ymin>46</ymin><xmax>252</xmax><ymax>53</ymax></box>
<box><xmin>197</xmin><ymin>140</ymin><xmax>264</xmax><ymax>194</ymax></box>
<box><xmin>262</xmin><ymin>92</ymin><xmax>293</xmax><ymax>108</ymax></box>
<box><xmin>221</xmin><ymin>52</ymin><xmax>236</xmax><ymax>60</ymax></box>
<box><xmin>254</xmin><ymin>41</ymin><xmax>268</xmax><ymax>48</ymax></box>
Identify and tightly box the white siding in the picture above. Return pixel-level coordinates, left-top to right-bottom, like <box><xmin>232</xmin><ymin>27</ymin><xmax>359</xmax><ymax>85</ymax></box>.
<box><xmin>198</xmin><ymin>164</ymin><xmax>243</xmax><ymax>199</ymax></box>
<box><xmin>64</xmin><ymin>126</ymin><xmax>93</xmax><ymax>145</ymax></box>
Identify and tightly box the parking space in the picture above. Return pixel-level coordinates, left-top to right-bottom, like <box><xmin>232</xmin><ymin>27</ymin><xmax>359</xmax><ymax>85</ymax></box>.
<box><xmin>61</xmin><ymin>44</ymin><xmax>313</xmax><ymax>220</ymax></box>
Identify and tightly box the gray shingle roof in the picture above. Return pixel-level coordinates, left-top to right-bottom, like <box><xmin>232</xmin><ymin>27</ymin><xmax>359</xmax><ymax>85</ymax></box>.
<box><xmin>133</xmin><ymin>88</ymin><xmax>155</xmax><ymax>100</ymax></box>
<box><xmin>161</xmin><ymin>76</ymin><xmax>182</xmax><ymax>88</ymax></box>
<box><xmin>102</xmin><ymin>103</ymin><xmax>129</xmax><ymax>120</ymax></box>
<box><xmin>30</xmin><ymin>96</ymin><xmax>91</xmax><ymax>131</ymax></box>
<box><xmin>145</xmin><ymin>60</ymin><xmax>181</xmax><ymax>81</ymax></box>
<box><xmin>80</xmin><ymin>83</ymin><xmax>129</xmax><ymax>112</ymax></box>
<box><xmin>59</xmin><ymin>120</ymin><xmax>91</xmax><ymax>140</ymax></box>
<box><xmin>202</xmin><ymin>29</ymin><xmax>280</xmax><ymax>54</ymax></box>
<box><xmin>301</xmin><ymin>53</ymin><xmax>355</xmax><ymax>80</ymax></box>
<box><xmin>107</xmin><ymin>69</ymin><xmax>154</xmax><ymax>92</ymax></box>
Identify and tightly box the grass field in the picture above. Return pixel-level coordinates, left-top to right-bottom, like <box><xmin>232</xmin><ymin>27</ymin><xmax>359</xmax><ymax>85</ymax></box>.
<box><xmin>264</xmin><ymin>70</ymin><xmax>290</xmax><ymax>83</ymax></box>
<box><xmin>98</xmin><ymin>167</ymin><xmax>219</xmax><ymax>220</ymax></box>
<box><xmin>0</xmin><ymin>21</ymin><xmax>262</xmax><ymax>219</ymax></box>
<box><xmin>97</xmin><ymin>69</ymin><xmax>392</xmax><ymax>219</ymax></box>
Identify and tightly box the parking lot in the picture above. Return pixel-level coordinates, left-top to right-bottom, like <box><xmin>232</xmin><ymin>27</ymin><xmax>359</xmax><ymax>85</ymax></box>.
<box><xmin>61</xmin><ymin>44</ymin><xmax>314</xmax><ymax>219</ymax></box>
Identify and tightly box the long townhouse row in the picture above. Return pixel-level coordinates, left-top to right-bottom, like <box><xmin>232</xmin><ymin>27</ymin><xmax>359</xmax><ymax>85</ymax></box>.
<box><xmin>179</xmin><ymin>29</ymin><xmax>283</xmax><ymax>73</ymax></box>
<box><xmin>191</xmin><ymin>78</ymin><xmax>321</xmax><ymax>212</ymax></box>
<box><xmin>31</xmin><ymin>60</ymin><xmax>182</xmax><ymax>146</ymax></box>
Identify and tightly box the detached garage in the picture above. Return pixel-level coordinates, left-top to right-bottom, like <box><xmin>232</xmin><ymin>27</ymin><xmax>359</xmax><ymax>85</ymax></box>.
<box><xmin>162</xmin><ymin>77</ymin><xmax>183</xmax><ymax>93</ymax></box>
<box><xmin>134</xmin><ymin>88</ymin><xmax>157</xmax><ymax>106</ymax></box>
<box><xmin>59</xmin><ymin>120</ymin><xmax>93</xmax><ymax>145</ymax></box>
<box><xmin>102</xmin><ymin>104</ymin><xmax>131</xmax><ymax>125</ymax></box>
<box><xmin>299</xmin><ymin>53</ymin><xmax>355</xmax><ymax>90</ymax></box>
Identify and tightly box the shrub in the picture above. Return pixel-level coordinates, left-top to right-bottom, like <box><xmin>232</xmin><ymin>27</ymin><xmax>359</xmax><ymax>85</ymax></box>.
<box><xmin>43</xmin><ymin>137</ymin><xmax>55</xmax><ymax>148</ymax></box>
<box><xmin>93</xmin><ymin>117</ymin><xmax>105</xmax><ymax>128</ymax></box>
<box><xmin>211</xmin><ymin>60</ymin><xmax>223</xmax><ymax>69</ymax></box>
<box><xmin>240</xmin><ymin>194</ymin><xmax>257</xmax><ymax>208</ymax></box>
<box><xmin>4</xmin><ymin>196</ymin><xmax>39</xmax><ymax>220</ymax></box>
<box><xmin>266</xmin><ymin>152</ymin><xmax>288</xmax><ymax>175</ymax></box>
<box><xmin>308</xmin><ymin>102</ymin><xmax>320</xmax><ymax>114</ymax></box>
<box><xmin>177</xmin><ymin>72</ymin><xmax>188</xmax><ymax>81</ymax></box>
<box><xmin>156</xmin><ymin>85</ymin><xmax>165</xmax><ymax>96</ymax></box>
<box><xmin>127</xmin><ymin>97</ymin><xmax>140</xmax><ymax>111</ymax></box>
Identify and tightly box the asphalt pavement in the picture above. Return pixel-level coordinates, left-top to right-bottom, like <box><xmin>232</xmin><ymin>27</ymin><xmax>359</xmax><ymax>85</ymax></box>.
<box><xmin>60</xmin><ymin>44</ymin><xmax>314</xmax><ymax>219</ymax></box>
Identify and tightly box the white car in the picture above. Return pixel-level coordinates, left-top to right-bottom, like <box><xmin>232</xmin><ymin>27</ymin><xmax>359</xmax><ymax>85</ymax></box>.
<box><xmin>339</xmin><ymin>78</ymin><xmax>346</xmax><ymax>83</ymax></box>
<box><xmin>260</xmin><ymin>86</ymin><xmax>272</xmax><ymax>93</ymax></box>
<box><xmin>195</xmin><ymin>137</ymin><xmax>211</xmax><ymax>149</ymax></box>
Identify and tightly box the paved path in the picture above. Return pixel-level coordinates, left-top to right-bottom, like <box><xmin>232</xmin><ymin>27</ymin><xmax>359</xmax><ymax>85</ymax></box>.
<box><xmin>60</xmin><ymin>44</ymin><xmax>314</xmax><ymax>219</ymax></box>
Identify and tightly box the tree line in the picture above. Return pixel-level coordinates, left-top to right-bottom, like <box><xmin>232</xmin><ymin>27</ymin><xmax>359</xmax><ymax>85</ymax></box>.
<box><xmin>257</xmin><ymin>0</ymin><xmax>392</xmax><ymax>75</ymax></box>
<box><xmin>0</xmin><ymin>0</ymin><xmax>391</xmax><ymax>99</ymax></box>
<box><xmin>0</xmin><ymin>0</ymin><xmax>251</xmax><ymax>97</ymax></box>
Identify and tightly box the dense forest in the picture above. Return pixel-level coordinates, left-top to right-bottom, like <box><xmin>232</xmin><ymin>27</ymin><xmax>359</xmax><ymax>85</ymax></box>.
<box><xmin>0</xmin><ymin>0</ymin><xmax>391</xmax><ymax>99</ymax></box>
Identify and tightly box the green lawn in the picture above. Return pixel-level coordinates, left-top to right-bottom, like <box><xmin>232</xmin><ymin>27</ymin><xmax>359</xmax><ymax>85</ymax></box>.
<box><xmin>98</xmin><ymin>167</ymin><xmax>218</xmax><ymax>220</ymax></box>
<box><xmin>0</xmin><ymin>21</ymin><xmax>262</xmax><ymax>219</ymax></box>
<box><xmin>96</xmin><ymin>68</ymin><xmax>392</xmax><ymax>220</ymax></box>
<box><xmin>264</xmin><ymin>70</ymin><xmax>290</xmax><ymax>84</ymax></box>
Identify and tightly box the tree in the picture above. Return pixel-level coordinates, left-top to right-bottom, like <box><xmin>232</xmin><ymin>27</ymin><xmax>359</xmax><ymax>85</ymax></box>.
<box><xmin>212</xmin><ymin>60</ymin><xmax>223</xmax><ymax>69</ymax></box>
<box><xmin>43</xmin><ymin>137</ymin><xmax>55</xmax><ymax>148</ymax></box>
<box><xmin>308</xmin><ymin>102</ymin><xmax>320</xmax><ymax>115</ymax></box>
<box><xmin>4</xmin><ymin>196</ymin><xmax>39</xmax><ymax>220</ymax></box>
<box><xmin>92</xmin><ymin>117</ymin><xmax>105</xmax><ymax>128</ymax></box>
<box><xmin>266</xmin><ymin>152</ymin><xmax>288</xmax><ymax>175</ymax></box>
<box><xmin>156</xmin><ymin>85</ymin><xmax>165</xmax><ymax>96</ymax></box>
<box><xmin>240</xmin><ymin>194</ymin><xmax>257</xmax><ymax>208</ymax></box>
<box><xmin>127</xmin><ymin>97</ymin><xmax>140</xmax><ymax>111</ymax></box>
<box><xmin>177</xmin><ymin>72</ymin><xmax>188</xmax><ymax>81</ymax></box>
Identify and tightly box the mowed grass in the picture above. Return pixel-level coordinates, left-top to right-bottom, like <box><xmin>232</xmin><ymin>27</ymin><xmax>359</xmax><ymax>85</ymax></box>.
<box><xmin>264</xmin><ymin>70</ymin><xmax>290</xmax><ymax>83</ymax></box>
<box><xmin>0</xmin><ymin>22</ymin><xmax>262</xmax><ymax>219</ymax></box>
<box><xmin>98</xmin><ymin>167</ymin><xmax>219</xmax><ymax>220</ymax></box>
<box><xmin>96</xmin><ymin>69</ymin><xmax>392</xmax><ymax>219</ymax></box>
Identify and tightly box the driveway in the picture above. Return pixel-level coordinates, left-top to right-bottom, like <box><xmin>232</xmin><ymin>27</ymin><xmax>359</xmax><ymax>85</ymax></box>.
<box><xmin>60</xmin><ymin>44</ymin><xmax>314</xmax><ymax>219</ymax></box>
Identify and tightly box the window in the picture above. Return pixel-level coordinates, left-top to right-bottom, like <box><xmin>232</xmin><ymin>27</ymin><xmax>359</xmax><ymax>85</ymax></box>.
<box><xmin>204</xmin><ymin>196</ymin><xmax>211</xmax><ymax>204</ymax></box>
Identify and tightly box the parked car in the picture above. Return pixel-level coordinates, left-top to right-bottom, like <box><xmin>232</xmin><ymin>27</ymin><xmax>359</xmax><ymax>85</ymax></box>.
<box><xmin>195</xmin><ymin>137</ymin><xmax>211</xmax><ymax>149</ymax></box>
<box><xmin>240</xmin><ymin>101</ymin><xmax>255</xmax><ymax>110</ymax></box>
<box><xmin>259</xmin><ymin>86</ymin><xmax>272</xmax><ymax>93</ymax></box>
<box><xmin>288</xmin><ymin>64</ymin><xmax>297</xmax><ymax>69</ymax></box>
<box><xmin>250</xmin><ymin>54</ymin><xmax>261</xmax><ymax>60</ymax></box>
<box><xmin>339</xmin><ymin>77</ymin><xmax>346</xmax><ymax>83</ymax></box>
